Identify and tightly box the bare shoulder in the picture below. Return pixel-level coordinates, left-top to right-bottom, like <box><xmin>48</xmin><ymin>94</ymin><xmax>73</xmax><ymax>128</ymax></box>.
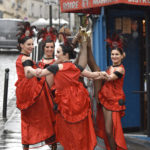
<box><xmin>21</xmin><ymin>56</ymin><xmax>32</xmax><ymax>62</ymax></box>
<box><xmin>58</xmin><ymin>64</ymin><xmax>63</xmax><ymax>70</ymax></box>
<box><xmin>115</xmin><ymin>66</ymin><xmax>125</xmax><ymax>74</ymax></box>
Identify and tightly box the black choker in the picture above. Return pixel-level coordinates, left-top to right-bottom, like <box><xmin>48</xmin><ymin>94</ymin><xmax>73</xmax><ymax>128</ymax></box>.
<box><xmin>20</xmin><ymin>53</ymin><xmax>30</xmax><ymax>57</ymax></box>
<box><xmin>44</xmin><ymin>57</ymin><xmax>53</xmax><ymax>60</ymax></box>
<box><xmin>113</xmin><ymin>63</ymin><xmax>122</xmax><ymax>67</ymax></box>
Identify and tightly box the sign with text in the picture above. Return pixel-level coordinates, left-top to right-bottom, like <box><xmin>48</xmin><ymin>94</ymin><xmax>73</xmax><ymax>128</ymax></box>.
<box><xmin>43</xmin><ymin>0</ymin><xmax>57</xmax><ymax>5</ymax></box>
<box><xmin>60</xmin><ymin>0</ymin><xmax>150</xmax><ymax>13</ymax></box>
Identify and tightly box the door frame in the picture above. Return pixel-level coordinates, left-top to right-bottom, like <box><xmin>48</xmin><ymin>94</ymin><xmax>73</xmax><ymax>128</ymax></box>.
<box><xmin>105</xmin><ymin>7</ymin><xmax>147</xmax><ymax>130</ymax></box>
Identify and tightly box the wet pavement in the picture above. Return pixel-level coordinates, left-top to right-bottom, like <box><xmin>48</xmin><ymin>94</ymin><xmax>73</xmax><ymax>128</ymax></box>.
<box><xmin>0</xmin><ymin>107</ymin><xmax>64</xmax><ymax>150</ymax></box>
<box><xmin>125</xmin><ymin>136</ymin><xmax>150</xmax><ymax>150</ymax></box>
<box><xmin>0</xmin><ymin>106</ymin><xmax>104</xmax><ymax>150</ymax></box>
<box><xmin>0</xmin><ymin>92</ymin><xmax>150</xmax><ymax>150</ymax></box>
<box><xmin>0</xmin><ymin>101</ymin><xmax>150</xmax><ymax>150</ymax></box>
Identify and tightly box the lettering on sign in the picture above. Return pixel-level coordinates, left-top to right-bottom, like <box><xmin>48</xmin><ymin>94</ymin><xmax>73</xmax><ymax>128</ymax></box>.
<box><xmin>63</xmin><ymin>1</ymin><xmax>79</xmax><ymax>10</ymax></box>
<box><xmin>92</xmin><ymin>0</ymin><xmax>150</xmax><ymax>4</ymax></box>
<box><xmin>43</xmin><ymin>0</ymin><xmax>57</xmax><ymax>5</ymax></box>
<box><xmin>82</xmin><ymin>0</ymin><xmax>89</xmax><ymax>7</ymax></box>
<box><xmin>93</xmin><ymin>0</ymin><xmax>117</xmax><ymax>5</ymax></box>
<box><xmin>61</xmin><ymin>0</ymin><xmax>150</xmax><ymax>11</ymax></box>
<box><xmin>128</xmin><ymin>0</ymin><xmax>150</xmax><ymax>3</ymax></box>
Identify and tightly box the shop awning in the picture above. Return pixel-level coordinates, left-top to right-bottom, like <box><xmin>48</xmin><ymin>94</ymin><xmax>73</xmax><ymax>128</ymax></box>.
<box><xmin>60</xmin><ymin>0</ymin><xmax>150</xmax><ymax>14</ymax></box>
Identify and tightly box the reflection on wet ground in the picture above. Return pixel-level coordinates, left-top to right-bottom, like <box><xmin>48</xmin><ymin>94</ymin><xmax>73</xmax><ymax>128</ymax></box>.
<box><xmin>0</xmin><ymin>131</ymin><xmax>63</xmax><ymax>150</ymax></box>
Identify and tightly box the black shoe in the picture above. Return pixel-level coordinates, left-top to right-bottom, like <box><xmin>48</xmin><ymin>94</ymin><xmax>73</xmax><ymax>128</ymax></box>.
<box><xmin>51</xmin><ymin>143</ymin><xmax>57</xmax><ymax>150</ymax></box>
<box><xmin>22</xmin><ymin>144</ymin><xmax>29</xmax><ymax>150</ymax></box>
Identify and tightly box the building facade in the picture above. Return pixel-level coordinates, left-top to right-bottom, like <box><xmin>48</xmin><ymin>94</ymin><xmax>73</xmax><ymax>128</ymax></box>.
<box><xmin>0</xmin><ymin>0</ymin><xmax>79</xmax><ymax>32</ymax></box>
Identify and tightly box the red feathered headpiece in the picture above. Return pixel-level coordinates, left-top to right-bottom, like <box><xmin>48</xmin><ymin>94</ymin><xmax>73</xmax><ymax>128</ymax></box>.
<box><xmin>105</xmin><ymin>33</ymin><xmax>123</xmax><ymax>50</ymax></box>
<box><xmin>16</xmin><ymin>22</ymin><xmax>35</xmax><ymax>40</ymax></box>
<box><xmin>37</xmin><ymin>27</ymin><xmax>57</xmax><ymax>42</ymax></box>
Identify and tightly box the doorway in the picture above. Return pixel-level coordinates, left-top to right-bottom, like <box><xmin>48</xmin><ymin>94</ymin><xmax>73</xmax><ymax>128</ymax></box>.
<box><xmin>106</xmin><ymin>8</ymin><xmax>147</xmax><ymax>131</ymax></box>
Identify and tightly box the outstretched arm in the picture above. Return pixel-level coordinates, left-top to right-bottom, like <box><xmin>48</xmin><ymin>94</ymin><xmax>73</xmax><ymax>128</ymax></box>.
<box><xmin>36</xmin><ymin>68</ymin><xmax>52</xmax><ymax>77</ymax></box>
<box><xmin>81</xmin><ymin>69</ymin><xmax>109</xmax><ymax>80</ymax></box>
<box><xmin>81</xmin><ymin>70</ymin><xmax>100</xmax><ymax>79</ymax></box>
<box><xmin>106</xmin><ymin>67</ymin><xmax>125</xmax><ymax>81</ymax></box>
<box><xmin>36</xmin><ymin>64</ymin><xmax>62</xmax><ymax>88</ymax></box>
<box><xmin>24</xmin><ymin>66</ymin><xmax>36</xmax><ymax>78</ymax></box>
<box><xmin>22</xmin><ymin>56</ymin><xmax>36</xmax><ymax>78</ymax></box>
<box><xmin>36</xmin><ymin>64</ymin><xmax>61</xmax><ymax>77</ymax></box>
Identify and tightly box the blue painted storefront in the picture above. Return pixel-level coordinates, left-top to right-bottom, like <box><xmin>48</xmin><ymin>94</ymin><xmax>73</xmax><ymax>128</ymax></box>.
<box><xmin>92</xmin><ymin>7</ymin><xmax>146</xmax><ymax>128</ymax></box>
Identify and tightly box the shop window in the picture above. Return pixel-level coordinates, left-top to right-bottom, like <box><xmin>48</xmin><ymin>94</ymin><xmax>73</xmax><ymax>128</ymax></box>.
<box><xmin>115</xmin><ymin>17</ymin><xmax>139</xmax><ymax>36</ymax></box>
<box><xmin>115</xmin><ymin>17</ymin><xmax>132</xmax><ymax>34</ymax></box>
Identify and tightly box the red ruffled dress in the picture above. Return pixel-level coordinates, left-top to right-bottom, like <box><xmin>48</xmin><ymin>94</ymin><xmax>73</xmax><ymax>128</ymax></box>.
<box><xmin>38</xmin><ymin>58</ymin><xmax>56</xmax><ymax>105</ymax></box>
<box><xmin>54</xmin><ymin>62</ymin><xmax>97</xmax><ymax>150</ymax></box>
<box><xmin>38</xmin><ymin>58</ymin><xmax>55</xmax><ymax>69</ymax></box>
<box><xmin>96</xmin><ymin>64</ymin><xmax>127</xmax><ymax>150</ymax></box>
<box><xmin>15</xmin><ymin>54</ymin><xmax>56</xmax><ymax>147</ymax></box>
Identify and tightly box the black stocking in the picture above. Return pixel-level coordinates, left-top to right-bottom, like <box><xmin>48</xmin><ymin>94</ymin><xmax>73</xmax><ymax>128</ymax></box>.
<box><xmin>87</xmin><ymin>36</ymin><xmax>102</xmax><ymax>101</ymax></box>
<box><xmin>102</xmin><ymin>107</ymin><xmax>116</xmax><ymax>150</ymax></box>
<box><xmin>22</xmin><ymin>144</ymin><xmax>29</xmax><ymax>150</ymax></box>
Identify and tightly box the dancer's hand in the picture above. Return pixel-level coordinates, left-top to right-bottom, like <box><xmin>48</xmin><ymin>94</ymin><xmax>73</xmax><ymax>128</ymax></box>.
<box><xmin>93</xmin><ymin>72</ymin><xmax>103</xmax><ymax>80</ymax></box>
<box><xmin>100</xmin><ymin>71</ymin><xmax>109</xmax><ymax>79</ymax></box>
<box><xmin>93</xmin><ymin>71</ymin><xmax>108</xmax><ymax>80</ymax></box>
<box><xmin>36</xmin><ymin>68</ymin><xmax>42</xmax><ymax>77</ymax></box>
<box><xmin>72</xmin><ymin>32</ymin><xmax>81</xmax><ymax>46</ymax></box>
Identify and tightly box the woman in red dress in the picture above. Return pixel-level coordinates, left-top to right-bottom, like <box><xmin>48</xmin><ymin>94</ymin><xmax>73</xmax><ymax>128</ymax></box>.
<box><xmin>37</xmin><ymin>27</ymin><xmax>58</xmax><ymax>150</ymax></box>
<box><xmin>37</xmin><ymin>27</ymin><xmax>57</xmax><ymax>69</ymax></box>
<box><xmin>96</xmin><ymin>46</ymin><xmax>127</xmax><ymax>150</ymax></box>
<box><xmin>15</xmin><ymin>22</ymin><xmax>56</xmax><ymax>150</ymax></box>
<box><xmin>35</xmin><ymin>38</ymin><xmax>107</xmax><ymax>150</ymax></box>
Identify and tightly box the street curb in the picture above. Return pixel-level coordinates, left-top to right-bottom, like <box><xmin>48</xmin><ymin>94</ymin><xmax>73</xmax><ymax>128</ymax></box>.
<box><xmin>126</xmin><ymin>137</ymin><xmax>150</xmax><ymax>148</ymax></box>
<box><xmin>125</xmin><ymin>134</ymin><xmax>150</xmax><ymax>148</ymax></box>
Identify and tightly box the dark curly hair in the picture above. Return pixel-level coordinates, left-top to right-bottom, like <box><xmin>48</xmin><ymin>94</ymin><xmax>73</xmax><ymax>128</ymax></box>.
<box><xmin>17</xmin><ymin>36</ymin><xmax>32</xmax><ymax>51</ymax></box>
<box><xmin>41</xmin><ymin>38</ymin><xmax>55</xmax><ymax>58</ymax></box>
<box><xmin>60</xmin><ymin>43</ymin><xmax>76</xmax><ymax>59</ymax></box>
<box><xmin>41</xmin><ymin>38</ymin><xmax>55</xmax><ymax>50</ymax></box>
<box><xmin>111</xmin><ymin>47</ymin><xmax>123</xmax><ymax>55</ymax></box>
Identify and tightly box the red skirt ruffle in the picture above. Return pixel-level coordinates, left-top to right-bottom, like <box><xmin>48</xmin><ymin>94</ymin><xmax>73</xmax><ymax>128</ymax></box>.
<box><xmin>20</xmin><ymin>82</ymin><xmax>56</xmax><ymax>145</ymax></box>
<box><xmin>99</xmin><ymin>83</ymin><xmax>126</xmax><ymax>112</ymax></box>
<box><xmin>96</xmin><ymin>104</ymin><xmax>127</xmax><ymax>150</ymax></box>
<box><xmin>15</xmin><ymin>77</ymin><xmax>46</xmax><ymax>110</ymax></box>
<box><xmin>55</xmin><ymin>84</ymin><xmax>91</xmax><ymax>123</ymax></box>
<box><xmin>16</xmin><ymin>76</ymin><xmax>56</xmax><ymax>146</ymax></box>
<box><xmin>56</xmin><ymin>111</ymin><xmax>97</xmax><ymax>150</ymax></box>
